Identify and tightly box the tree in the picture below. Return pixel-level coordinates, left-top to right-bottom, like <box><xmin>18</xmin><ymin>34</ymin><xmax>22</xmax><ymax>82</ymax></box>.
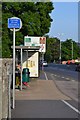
<box><xmin>61</xmin><ymin>39</ymin><xmax>80</xmax><ymax>61</ymax></box>
<box><xmin>45</xmin><ymin>37</ymin><xmax>80</xmax><ymax>62</ymax></box>
<box><xmin>2</xmin><ymin>2</ymin><xmax>54</xmax><ymax>58</ymax></box>
<box><xmin>45</xmin><ymin>37</ymin><xmax>60</xmax><ymax>62</ymax></box>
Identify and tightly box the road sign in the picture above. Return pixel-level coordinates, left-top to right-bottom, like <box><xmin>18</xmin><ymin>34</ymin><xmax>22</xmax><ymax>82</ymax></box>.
<box><xmin>8</xmin><ymin>18</ymin><xmax>20</xmax><ymax>28</ymax></box>
<box><xmin>24</xmin><ymin>36</ymin><xmax>46</xmax><ymax>53</ymax></box>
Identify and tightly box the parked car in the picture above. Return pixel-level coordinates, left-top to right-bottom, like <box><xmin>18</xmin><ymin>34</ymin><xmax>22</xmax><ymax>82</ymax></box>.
<box><xmin>75</xmin><ymin>64</ymin><xmax>80</xmax><ymax>72</ymax></box>
<box><xmin>42</xmin><ymin>61</ymin><xmax>48</xmax><ymax>67</ymax></box>
<box><xmin>66</xmin><ymin>60</ymin><xmax>75</xmax><ymax>65</ymax></box>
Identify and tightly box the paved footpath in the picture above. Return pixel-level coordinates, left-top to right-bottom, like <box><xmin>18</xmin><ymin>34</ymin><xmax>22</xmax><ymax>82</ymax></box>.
<box><xmin>11</xmin><ymin>79</ymin><xmax>71</xmax><ymax>118</ymax></box>
<box><xmin>15</xmin><ymin>79</ymin><xmax>70</xmax><ymax>100</ymax></box>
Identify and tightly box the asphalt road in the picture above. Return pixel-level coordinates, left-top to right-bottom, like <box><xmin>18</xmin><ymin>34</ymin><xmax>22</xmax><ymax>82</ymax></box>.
<box><xmin>45</xmin><ymin>63</ymin><xmax>79</xmax><ymax>81</ymax></box>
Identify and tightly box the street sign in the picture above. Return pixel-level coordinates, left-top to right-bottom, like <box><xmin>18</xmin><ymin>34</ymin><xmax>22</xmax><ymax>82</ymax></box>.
<box><xmin>8</xmin><ymin>18</ymin><xmax>20</xmax><ymax>28</ymax></box>
<box><xmin>24</xmin><ymin>36</ymin><xmax>46</xmax><ymax>53</ymax></box>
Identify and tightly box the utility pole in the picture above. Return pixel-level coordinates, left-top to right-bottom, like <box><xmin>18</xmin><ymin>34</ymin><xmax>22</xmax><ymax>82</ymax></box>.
<box><xmin>58</xmin><ymin>33</ymin><xmax>64</xmax><ymax>64</ymax></box>
<box><xmin>59</xmin><ymin>40</ymin><xmax>61</xmax><ymax>64</ymax></box>
<box><xmin>72</xmin><ymin>41</ymin><xmax>73</xmax><ymax>60</ymax></box>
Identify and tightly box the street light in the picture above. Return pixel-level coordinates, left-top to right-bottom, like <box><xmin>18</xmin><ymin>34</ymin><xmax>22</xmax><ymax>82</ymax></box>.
<box><xmin>58</xmin><ymin>33</ymin><xmax>64</xmax><ymax>64</ymax></box>
<box><xmin>59</xmin><ymin>40</ymin><xmax>61</xmax><ymax>64</ymax></box>
<box><xmin>72</xmin><ymin>41</ymin><xmax>73</xmax><ymax>60</ymax></box>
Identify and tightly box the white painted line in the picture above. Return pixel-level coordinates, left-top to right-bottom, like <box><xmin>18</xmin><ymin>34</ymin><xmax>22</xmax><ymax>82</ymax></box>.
<box><xmin>56</xmin><ymin>75</ymin><xmax>60</xmax><ymax>77</ymax></box>
<box><xmin>61</xmin><ymin>76</ymin><xmax>65</xmax><ymax>78</ymax></box>
<box><xmin>71</xmin><ymin>80</ymin><xmax>75</xmax><ymax>82</ymax></box>
<box><xmin>51</xmin><ymin>73</ymin><xmax>74</xmax><ymax>81</ymax></box>
<box><xmin>51</xmin><ymin>74</ymin><xmax>55</xmax><ymax>76</ymax></box>
<box><xmin>54</xmin><ymin>74</ymin><xmax>57</xmax><ymax>76</ymax></box>
<box><xmin>62</xmin><ymin>100</ymin><xmax>80</xmax><ymax>114</ymax></box>
<box><xmin>44</xmin><ymin>72</ymin><xmax>48</xmax><ymax>80</ymax></box>
<box><xmin>66</xmin><ymin>78</ymin><xmax>70</xmax><ymax>80</ymax></box>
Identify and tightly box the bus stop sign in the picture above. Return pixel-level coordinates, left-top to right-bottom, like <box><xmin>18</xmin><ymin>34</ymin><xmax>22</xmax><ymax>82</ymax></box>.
<box><xmin>8</xmin><ymin>18</ymin><xmax>20</xmax><ymax>28</ymax></box>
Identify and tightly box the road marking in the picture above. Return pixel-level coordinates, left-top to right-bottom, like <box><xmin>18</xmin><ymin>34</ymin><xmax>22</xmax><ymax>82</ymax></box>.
<box><xmin>44</xmin><ymin>72</ymin><xmax>48</xmax><ymax>80</ymax></box>
<box><xmin>56</xmin><ymin>75</ymin><xmax>60</xmax><ymax>77</ymax></box>
<box><xmin>51</xmin><ymin>74</ymin><xmax>75</xmax><ymax>81</ymax></box>
<box><xmin>71</xmin><ymin>80</ymin><xmax>75</xmax><ymax>82</ymax></box>
<box><xmin>62</xmin><ymin>100</ymin><xmax>80</xmax><ymax>114</ymax></box>
<box><xmin>54</xmin><ymin>74</ymin><xmax>57</xmax><ymax>76</ymax></box>
<box><xmin>66</xmin><ymin>78</ymin><xmax>70</xmax><ymax>80</ymax></box>
<box><xmin>61</xmin><ymin>76</ymin><xmax>65</xmax><ymax>78</ymax></box>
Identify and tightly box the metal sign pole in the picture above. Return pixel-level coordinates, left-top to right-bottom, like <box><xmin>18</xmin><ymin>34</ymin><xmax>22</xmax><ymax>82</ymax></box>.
<box><xmin>12</xmin><ymin>28</ymin><xmax>15</xmax><ymax>109</ymax></box>
<box><xmin>41</xmin><ymin>44</ymin><xmax>44</xmax><ymax>71</ymax></box>
<box><xmin>20</xmin><ymin>48</ymin><xmax>22</xmax><ymax>90</ymax></box>
<box><xmin>41</xmin><ymin>50</ymin><xmax>44</xmax><ymax>71</ymax></box>
<box><xmin>72</xmin><ymin>41</ymin><xmax>73</xmax><ymax>60</ymax></box>
<box><xmin>26</xmin><ymin>50</ymin><xmax>28</xmax><ymax>67</ymax></box>
<box><xmin>8</xmin><ymin>17</ymin><xmax>22</xmax><ymax>109</ymax></box>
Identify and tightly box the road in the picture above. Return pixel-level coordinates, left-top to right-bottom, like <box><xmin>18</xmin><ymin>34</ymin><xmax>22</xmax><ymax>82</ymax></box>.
<box><xmin>47</xmin><ymin>63</ymin><xmax>78</xmax><ymax>81</ymax></box>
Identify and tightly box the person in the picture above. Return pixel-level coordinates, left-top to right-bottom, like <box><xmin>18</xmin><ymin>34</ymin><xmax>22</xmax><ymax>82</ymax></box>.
<box><xmin>15</xmin><ymin>62</ymin><xmax>21</xmax><ymax>88</ymax></box>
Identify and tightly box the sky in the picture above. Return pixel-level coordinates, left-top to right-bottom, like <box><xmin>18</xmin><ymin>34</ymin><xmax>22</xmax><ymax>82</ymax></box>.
<box><xmin>48</xmin><ymin>2</ymin><xmax>78</xmax><ymax>42</ymax></box>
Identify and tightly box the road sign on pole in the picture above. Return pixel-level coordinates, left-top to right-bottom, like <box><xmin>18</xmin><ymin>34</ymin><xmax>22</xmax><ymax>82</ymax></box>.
<box><xmin>8</xmin><ymin>17</ymin><xmax>22</xmax><ymax>109</ymax></box>
<box><xmin>8</xmin><ymin>18</ymin><xmax>20</xmax><ymax>28</ymax></box>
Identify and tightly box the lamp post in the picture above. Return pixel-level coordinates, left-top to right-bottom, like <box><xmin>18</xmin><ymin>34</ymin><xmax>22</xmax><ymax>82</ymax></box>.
<box><xmin>59</xmin><ymin>40</ymin><xmax>61</xmax><ymax>64</ymax></box>
<box><xmin>72</xmin><ymin>41</ymin><xmax>73</xmax><ymax>60</ymax></box>
<box><xmin>58</xmin><ymin>33</ymin><xmax>64</xmax><ymax>64</ymax></box>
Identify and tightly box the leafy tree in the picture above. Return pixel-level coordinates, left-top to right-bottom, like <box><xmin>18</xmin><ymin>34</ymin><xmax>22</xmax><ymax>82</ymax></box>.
<box><xmin>45</xmin><ymin>37</ymin><xmax>60</xmax><ymax>62</ymax></box>
<box><xmin>2</xmin><ymin>2</ymin><xmax>54</xmax><ymax>58</ymax></box>
<box><xmin>61</xmin><ymin>39</ymin><xmax>80</xmax><ymax>61</ymax></box>
<box><xmin>45</xmin><ymin>37</ymin><xmax>80</xmax><ymax>62</ymax></box>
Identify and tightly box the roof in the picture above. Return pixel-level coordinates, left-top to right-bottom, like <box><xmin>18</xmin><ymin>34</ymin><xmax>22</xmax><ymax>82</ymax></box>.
<box><xmin>11</xmin><ymin>46</ymin><xmax>40</xmax><ymax>50</ymax></box>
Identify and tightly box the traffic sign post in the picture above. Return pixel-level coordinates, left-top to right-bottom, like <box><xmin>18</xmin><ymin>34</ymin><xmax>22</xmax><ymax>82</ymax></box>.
<box><xmin>8</xmin><ymin>17</ymin><xmax>22</xmax><ymax>109</ymax></box>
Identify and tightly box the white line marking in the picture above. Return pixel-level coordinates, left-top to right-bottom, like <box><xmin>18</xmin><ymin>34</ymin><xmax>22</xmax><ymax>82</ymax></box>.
<box><xmin>44</xmin><ymin>72</ymin><xmax>48</xmax><ymax>80</ymax></box>
<box><xmin>62</xmin><ymin>100</ymin><xmax>80</xmax><ymax>114</ymax></box>
<box><xmin>51</xmin><ymin>74</ymin><xmax>55</xmax><ymax>76</ymax></box>
<box><xmin>61</xmin><ymin>76</ymin><xmax>65</xmax><ymax>78</ymax></box>
<box><xmin>54</xmin><ymin>74</ymin><xmax>57</xmax><ymax>76</ymax></box>
<box><xmin>51</xmin><ymin>74</ymin><xmax>74</xmax><ymax>81</ymax></box>
<box><xmin>56</xmin><ymin>75</ymin><xmax>60</xmax><ymax>77</ymax></box>
<box><xmin>66</xmin><ymin>78</ymin><xmax>70</xmax><ymax>80</ymax></box>
<box><xmin>71</xmin><ymin>80</ymin><xmax>75</xmax><ymax>81</ymax></box>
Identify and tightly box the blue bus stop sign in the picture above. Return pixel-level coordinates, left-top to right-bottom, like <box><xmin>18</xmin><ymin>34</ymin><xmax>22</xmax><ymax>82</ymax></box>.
<box><xmin>8</xmin><ymin>18</ymin><xmax>20</xmax><ymax>28</ymax></box>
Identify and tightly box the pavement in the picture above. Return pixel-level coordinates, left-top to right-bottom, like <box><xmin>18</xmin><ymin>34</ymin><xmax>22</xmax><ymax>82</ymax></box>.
<box><xmin>11</xmin><ymin>78</ymin><xmax>71</xmax><ymax>118</ymax></box>
<box><xmin>15</xmin><ymin>79</ymin><xmax>71</xmax><ymax>100</ymax></box>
